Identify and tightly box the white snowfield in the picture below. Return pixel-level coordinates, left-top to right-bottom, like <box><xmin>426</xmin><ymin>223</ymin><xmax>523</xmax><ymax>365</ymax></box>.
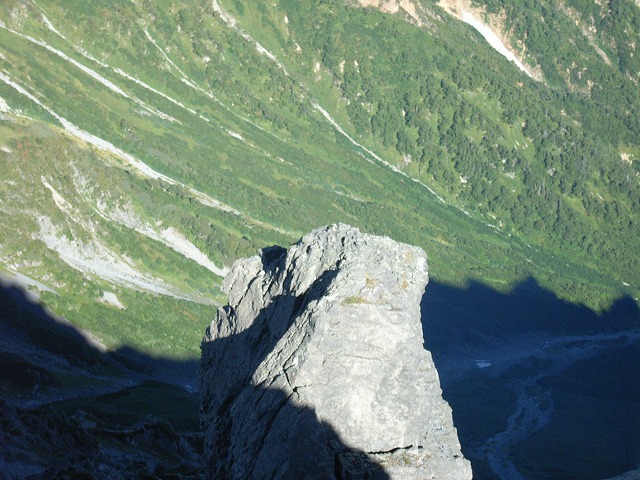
<box><xmin>101</xmin><ymin>290</ymin><xmax>125</xmax><ymax>309</ymax></box>
<box><xmin>461</xmin><ymin>12</ymin><xmax>534</xmax><ymax>79</ymax></box>
<box><xmin>0</xmin><ymin>96</ymin><xmax>10</xmax><ymax>112</ymax></box>
<box><xmin>161</xmin><ymin>227</ymin><xmax>229</xmax><ymax>277</ymax></box>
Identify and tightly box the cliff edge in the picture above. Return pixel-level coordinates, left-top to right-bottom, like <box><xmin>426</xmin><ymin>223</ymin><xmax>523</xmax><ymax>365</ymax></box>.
<box><xmin>199</xmin><ymin>224</ymin><xmax>472</xmax><ymax>479</ymax></box>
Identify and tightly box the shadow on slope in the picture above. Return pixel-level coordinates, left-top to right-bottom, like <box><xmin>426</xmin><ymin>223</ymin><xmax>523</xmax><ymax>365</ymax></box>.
<box><xmin>200</xmin><ymin>246</ymin><xmax>390</xmax><ymax>480</ymax></box>
<box><xmin>422</xmin><ymin>277</ymin><xmax>640</xmax><ymax>480</ymax></box>
<box><xmin>423</xmin><ymin>277</ymin><xmax>639</xmax><ymax>360</ymax></box>
<box><xmin>0</xmin><ymin>261</ymin><xmax>389</xmax><ymax>479</ymax></box>
<box><xmin>0</xmin><ymin>282</ymin><xmax>202</xmax><ymax>479</ymax></box>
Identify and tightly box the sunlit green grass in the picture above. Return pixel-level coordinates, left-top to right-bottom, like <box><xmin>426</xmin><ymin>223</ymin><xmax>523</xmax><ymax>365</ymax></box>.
<box><xmin>0</xmin><ymin>0</ymin><xmax>637</xmax><ymax>360</ymax></box>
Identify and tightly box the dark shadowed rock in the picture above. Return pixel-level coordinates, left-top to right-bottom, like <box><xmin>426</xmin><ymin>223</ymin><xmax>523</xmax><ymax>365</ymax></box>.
<box><xmin>200</xmin><ymin>224</ymin><xmax>472</xmax><ymax>479</ymax></box>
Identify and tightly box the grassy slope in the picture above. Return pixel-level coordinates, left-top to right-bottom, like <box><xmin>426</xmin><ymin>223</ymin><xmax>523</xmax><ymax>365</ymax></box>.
<box><xmin>0</xmin><ymin>0</ymin><xmax>637</xmax><ymax>358</ymax></box>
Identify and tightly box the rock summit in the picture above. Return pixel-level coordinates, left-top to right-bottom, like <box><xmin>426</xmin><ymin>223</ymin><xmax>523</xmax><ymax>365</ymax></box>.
<box><xmin>200</xmin><ymin>224</ymin><xmax>471</xmax><ymax>479</ymax></box>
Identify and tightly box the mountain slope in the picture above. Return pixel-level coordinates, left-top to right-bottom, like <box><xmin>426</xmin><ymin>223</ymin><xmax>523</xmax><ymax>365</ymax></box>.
<box><xmin>0</xmin><ymin>0</ymin><xmax>638</xmax><ymax>357</ymax></box>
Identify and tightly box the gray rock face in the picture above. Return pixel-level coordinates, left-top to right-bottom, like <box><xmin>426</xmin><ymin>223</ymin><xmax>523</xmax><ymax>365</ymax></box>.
<box><xmin>200</xmin><ymin>224</ymin><xmax>472</xmax><ymax>479</ymax></box>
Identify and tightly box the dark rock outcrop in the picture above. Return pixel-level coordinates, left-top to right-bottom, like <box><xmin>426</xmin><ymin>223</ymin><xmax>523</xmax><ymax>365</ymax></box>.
<box><xmin>200</xmin><ymin>224</ymin><xmax>472</xmax><ymax>479</ymax></box>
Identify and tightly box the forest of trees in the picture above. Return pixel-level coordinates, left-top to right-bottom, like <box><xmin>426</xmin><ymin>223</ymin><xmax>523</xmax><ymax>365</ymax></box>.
<box><xmin>269</xmin><ymin>0</ymin><xmax>639</xmax><ymax>278</ymax></box>
<box><xmin>101</xmin><ymin>0</ymin><xmax>638</xmax><ymax>287</ymax></box>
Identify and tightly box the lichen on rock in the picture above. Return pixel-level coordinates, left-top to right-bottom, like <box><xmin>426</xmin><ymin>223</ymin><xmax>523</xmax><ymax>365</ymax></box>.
<box><xmin>200</xmin><ymin>224</ymin><xmax>472</xmax><ymax>479</ymax></box>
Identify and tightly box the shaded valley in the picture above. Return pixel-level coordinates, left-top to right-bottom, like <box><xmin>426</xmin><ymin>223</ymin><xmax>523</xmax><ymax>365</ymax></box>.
<box><xmin>3</xmin><ymin>272</ymin><xmax>638</xmax><ymax>479</ymax></box>
<box><xmin>0</xmin><ymin>282</ymin><xmax>203</xmax><ymax>479</ymax></box>
<box><xmin>423</xmin><ymin>278</ymin><xmax>640</xmax><ymax>479</ymax></box>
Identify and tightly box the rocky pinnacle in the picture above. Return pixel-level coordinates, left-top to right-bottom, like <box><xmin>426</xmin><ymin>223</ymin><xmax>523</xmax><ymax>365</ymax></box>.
<box><xmin>199</xmin><ymin>224</ymin><xmax>472</xmax><ymax>479</ymax></box>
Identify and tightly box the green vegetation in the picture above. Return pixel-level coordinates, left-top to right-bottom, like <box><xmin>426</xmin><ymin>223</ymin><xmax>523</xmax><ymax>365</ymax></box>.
<box><xmin>52</xmin><ymin>380</ymin><xmax>201</xmax><ymax>433</ymax></box>
<box><xmin>0</xmin><ymin>0</ymin><xmax>637</xmax><ymax>358</ymax></box>
<box><xmin>227</xmin><ymin>0</ymin><xmax>639</xmax><ymax>292</ymax></box>
<box><xmin>343</xmin><ymin>296</ymin><xmax>370</xmax><ymax>305</ymax></box>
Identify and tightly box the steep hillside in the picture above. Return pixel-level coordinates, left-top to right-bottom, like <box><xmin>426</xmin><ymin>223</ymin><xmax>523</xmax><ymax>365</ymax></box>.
<box><xmin>1</xmin><ymin>2</ymin><xmax>639</xmax><ymax>478</ymax></box>
<box><xmin>0</xmin><ymin>0</ymin><xmax>637</xmax><ymax>357</ymax></box>
<box><xmin>221</xmin><ymin>0</ymin><xmax>639</xmax><ymax>289</ymax></box>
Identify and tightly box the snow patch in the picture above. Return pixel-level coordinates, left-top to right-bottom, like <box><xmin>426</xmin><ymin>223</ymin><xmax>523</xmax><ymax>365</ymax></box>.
<box><xmin>39</xmin><ymin>12</ymin><xmax>68</xmax><ymax>41</ymax></box>
<box><xmin>91</xmin><ymin>201</ymin><xmax>228</xmax><ymax>277</ymax></box>
<box><xmin>461</xmin><ymin>12</ymin><xmax>534</xmax><ymax>79</ymax></box>
<box><xmin>161</xmin><ymin>227</ymin><xmax>228</xmax><ymax>277</ymax></box>
<box><xmin>112</xmin><ymin>67</ymin><xmax>185</xmax><ymax>121</ymax></box>
<box><xmin>142</xmin><ymin>26</ymin><xmax>189</xmax><ymax>79</ymax></box>
<box><xmin>312</xmin><ymin>102</ymin><xmax>449</xmax><ymax>205</ymax></box>
<box><xmin>41</xmin><ymin>177</ymin><xmax>82</xmax><ymax>223</ymax></box>
<box><xmin>0</xmin><ymin>270</ymin><xmax>57</xmax><ymax>294</ymax></box>
<box><xmin>3</xmin><ymin>26</ymin><xmax>130</xmax><ymax>97</ymax></box>
<box><xmin>211</xmin><ymin>0</ymin><xmax>289</xmax><ymax>75</ymax></box>
<box><xmin>227</xmin><ymin>130</ymin><xmax>244</xmax><ymax>141</ymax></box>
<box><xmin>0</xmin><ymin>96</ymin><xmax>10</xmax><ymax>112</ymax></box>
<box><xmin>189</xmin><ymin>191</ymin><xmax>242</xmax><ymax>215</ymax></box>
<box><xmin>100</xmin><ymin>290</ymin><xmax>125</xmax><ymax>309</ymax></box>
